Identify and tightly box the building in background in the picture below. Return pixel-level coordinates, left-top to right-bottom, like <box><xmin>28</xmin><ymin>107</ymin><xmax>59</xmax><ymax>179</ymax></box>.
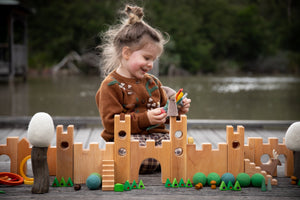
<box><xmin>0</xmin><ymin>0</ymin><xmax>31</xmax><ymax>81</ymax></box>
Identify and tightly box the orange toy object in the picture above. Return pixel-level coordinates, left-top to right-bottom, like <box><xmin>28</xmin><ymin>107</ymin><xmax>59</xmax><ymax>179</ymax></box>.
<box><xmin>0</xmin><ymin>172</ymin><xmax>24</xmax><ymax>186</ymax></box>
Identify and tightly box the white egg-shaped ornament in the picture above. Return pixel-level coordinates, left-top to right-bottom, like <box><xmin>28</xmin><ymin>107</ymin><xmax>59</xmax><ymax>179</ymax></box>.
<box><xmin>285</xmin><ymin>122</ymin><xmax>300</xmax><ymax>152</ymax></box>
<box><xmin>27</xmin><ymin>112</ymin><xmax>54</xmax><ymax>194</ymax></box>
<box><xmin>28</xmin><ymin>112</ymin><xmax>54</xmax><ymax>147</ymax></box>
<box><xmin>285</xmin><ymin>122</ymin><xmax>300</xmax><ymax>181</ymax></box>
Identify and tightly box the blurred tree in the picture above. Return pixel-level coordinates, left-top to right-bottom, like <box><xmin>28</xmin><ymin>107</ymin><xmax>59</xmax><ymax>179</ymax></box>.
<box><xmin>23</xmin><ymin>0</ymin><xmax>299</xmax><ymax>74</ymax></box>
<box><xmin>26</xmin><ymin>0</ymin><xmax>118</xmax><ymax>69</ymax></box>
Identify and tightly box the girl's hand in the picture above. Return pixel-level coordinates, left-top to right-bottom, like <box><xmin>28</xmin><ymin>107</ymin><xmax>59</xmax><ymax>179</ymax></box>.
<box><xmin>147</xmin><ymin>108</ymin><xmax>167</xmax><ymax>125</ymax></box>
<box><xmin>178</xmin><ymin>98</ymin><xmax>191</xmax><ymax>115</ymax></box>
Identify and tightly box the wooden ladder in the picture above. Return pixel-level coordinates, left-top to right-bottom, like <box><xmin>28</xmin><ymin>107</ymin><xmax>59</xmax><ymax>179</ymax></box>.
<box><xmin>102</xmin><ymin>160</ymin><xmax>115</xmax><ymax>191</ymax></box>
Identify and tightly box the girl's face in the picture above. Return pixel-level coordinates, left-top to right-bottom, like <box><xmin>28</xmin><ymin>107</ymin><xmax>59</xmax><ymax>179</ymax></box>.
<box><xmin>120</xmin><ymin>43</ymin><xmax>162</xmax><ymax>79</ymax></box>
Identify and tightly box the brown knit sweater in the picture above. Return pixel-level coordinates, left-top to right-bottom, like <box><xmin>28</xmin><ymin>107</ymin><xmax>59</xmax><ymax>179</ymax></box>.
<box><xmin>95</xmin><ymin>70</ymin><xmax>169</xmax><ymax>142</ymax></box>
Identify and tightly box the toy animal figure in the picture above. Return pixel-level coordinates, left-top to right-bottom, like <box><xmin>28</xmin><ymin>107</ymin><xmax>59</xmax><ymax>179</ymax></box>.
<box><xmin>260</xmin><ymin>149</ymin><xmax>281</xmax><ymax>176</ymax></box>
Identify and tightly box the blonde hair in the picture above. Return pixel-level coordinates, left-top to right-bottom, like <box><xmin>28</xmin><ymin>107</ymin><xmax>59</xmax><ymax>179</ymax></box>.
<box><xmin>99</xmin><ymin>5</ymin><xmax>167</xmax><ymax>76</ymax></box>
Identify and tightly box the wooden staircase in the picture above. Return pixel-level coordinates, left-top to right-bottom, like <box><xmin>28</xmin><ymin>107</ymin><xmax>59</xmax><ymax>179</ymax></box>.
<box><xmin>244</xmin><ymin>159</ymin><xmax>277</xmax><ymax>185</ymax></box>
<box><xmin>102</xmin><ymin>160</ymin><xmax>115</xmax><ymax>191</ymax></box>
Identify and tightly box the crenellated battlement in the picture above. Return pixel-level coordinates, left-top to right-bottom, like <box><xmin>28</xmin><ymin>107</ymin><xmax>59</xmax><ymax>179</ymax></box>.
<box><xmin>0</xmin><ymin>114</ymin><xmax>294</xmax><ymax>189</ymax></box>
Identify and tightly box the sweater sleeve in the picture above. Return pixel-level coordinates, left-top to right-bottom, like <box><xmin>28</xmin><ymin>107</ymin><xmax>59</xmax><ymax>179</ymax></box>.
<box><xmin>96</xmin><ymin>79</ymin><xmax>124</xmax><ymax>141</ymax></box>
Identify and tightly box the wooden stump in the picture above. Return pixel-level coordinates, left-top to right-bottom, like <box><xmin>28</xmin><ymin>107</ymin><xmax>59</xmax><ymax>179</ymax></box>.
<box><xmin>31</xmin><ymin>146</ymin><xmax>49</xmax><ymax>194</ymax></box>
<box><xmin>294</xmin><ymin>151</ymin><xmax>300</xmax><ymax>179</ymax></box>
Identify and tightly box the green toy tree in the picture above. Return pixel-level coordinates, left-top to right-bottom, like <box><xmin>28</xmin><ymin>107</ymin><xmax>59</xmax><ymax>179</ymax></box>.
<box><xmin>138</xmin><ymin>180</ymin><xmax>145</xmax><ymax>189</ymax></box>
<box><xmin>165</xmin><ymin>178</ymin><xmax>172</xmax><ymax>188</ymax></box>
<box><xmin>227</xmin><ymin>181</ymin><xmax>234</xmax><ymax>190</ymax></box>
<box><xmin>219</xmin><ymin>181</ymin><xmax>227</xmax><ymax>191</ymax></box>
<box><xmin>172</xmin><ymin>178</ymin><xmax>179</xmax><ymax>188</ymax></box>
<box><xmin>131</xmin><ymin>180</ymin><xmax>138</xmax><ymax>189</ymax></box>
<box><xmin>185</xmin><ymin>179</ymin><xmax>193</xmax><ymax>188</ymax></box>
<box><xmin>67</xmin><ymin>177</ymin><xmax>74</xmax><ymax>187</ymax></box>
<box><xmin>233</xmin><ymin>180</ymin><xmax>242</xmax><ymax>191</ymax></box>
<box><xmin>59</xmin><ymin>177</ymin><xmax>67</xmax><ymax>187</ymax></box>
<box><xmin>124</xmin><ymin>180</ymin><xmax>131</xmax><ymax>191</ymax></box>
<box><xmin>179</xmin><ymin>178</ymin><xmax>185</xmax><ymax>187</ymax></box>
<box><xmin>52</xmin><ymin>177</ymin><xmax>59</xmax><ymax>187</ymax></box>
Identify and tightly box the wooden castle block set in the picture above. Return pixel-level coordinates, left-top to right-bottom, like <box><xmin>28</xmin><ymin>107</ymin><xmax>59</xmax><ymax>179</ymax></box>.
<box><xmin>0</xmin><ymin>115</ymin><xmax>294</xmax><ymax>188</ymax></box>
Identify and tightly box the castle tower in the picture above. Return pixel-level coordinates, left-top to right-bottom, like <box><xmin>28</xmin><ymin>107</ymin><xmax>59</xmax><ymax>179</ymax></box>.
<box><xmin>226</xmin><ymin>125</ymin><xmax>244</xmax><ymax>177</ymax></box>
<box><xmin>170</xmin><ymin>115</ymin><xmax>187</xmax><ymax>181</ymax></box>
<box><xmin>114</xmin><ymin>115</ymin><xmax>131</xmax><ymax>183</ymax></box>
<box><xmin>56</xmin><ymin>125</ymin><xmax>74</xmax><ymax>182</ymax></box>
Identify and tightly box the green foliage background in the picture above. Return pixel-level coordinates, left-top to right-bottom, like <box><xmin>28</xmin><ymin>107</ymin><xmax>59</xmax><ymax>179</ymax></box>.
<box><xmin>25</xmin><ymin>0</ymin><xmax>300</xmax><ymax>74</ymax></box>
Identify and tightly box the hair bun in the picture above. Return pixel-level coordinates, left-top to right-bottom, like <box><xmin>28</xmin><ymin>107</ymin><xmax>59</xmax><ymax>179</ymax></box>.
<box><xmin>125</xmin><ymin>5</ymin><xmax>144</xmax><ymax>24</ymax></box>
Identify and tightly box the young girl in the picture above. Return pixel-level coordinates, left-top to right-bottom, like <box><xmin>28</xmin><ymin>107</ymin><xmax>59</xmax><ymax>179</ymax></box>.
<box><xmin>95</xmin><ymin>5</ymin><xmax>191</xmax><ymax>173</ymax></box>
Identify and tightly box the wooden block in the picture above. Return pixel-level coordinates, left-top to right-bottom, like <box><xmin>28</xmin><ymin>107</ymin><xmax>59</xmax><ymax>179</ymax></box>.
<box><xmin>17</xmin><ymin>138</ymin><xmax>31</xmax><ymax>175</ymax></box>
<box><xmin>47</xmin><ymin>146</ymin><xmax>56</xmax><ymax>176</ymax></box>
<box><xmin>261</xmin><ymin>138</ymin><xmax>279</xmax><ymax>176</ymax></box>
<box><xmin>253</xmin><ymin>138</ymin><xmax>263</xmax><ymax>166</ymax></box>
<box><xmin>170</xmin><ymin>115</ymin><xmax>187</xmax><ymax>182</ymax></box>
<box><xmin>102</xmin><ymin>185</ymin><xmax>115</xmax><ymax>191</ymax></box>
<box><xmin>73</xmin><ymin>140</ymin><xmax>114</xmax><ymax>184</ymax></box>
<box><xmin>114</xmin><ymin>115</ymin><xmax>131</xmax><ymax>184</ymax></box>
<box><xmin>73</xmin><ymin>142</ymin><xmax>103</xmax><ymax>184</ymax></box>
<box><xmin>102</xmin><ymin>142</ymin><xmax>114</xmax><ymax>160</ymax></box>
<box><xmin>227</xmin><ymin>126</ymin><xmax>244</xmax><ymax>177</ymax></box>
<box><xmin>244</xmin><ymin>159</ymin><xmax>260</xmax><ymax>177</ymax></box>
<box><xmin>102</xmin><ymin>160</ymin><xmax>114</xmax><ymax>191</ymax></box>
<box><xmin>188</xmin><ymin>137</ymin><xmax>194</xmax><ymax>144</ymax></box>
<box><xmin>56</xmin><ymin>125</ymin><xmax>74</xmax><ymax>182</ymax></box>
<box><xmin>244</xmin><ymin>159</ymin><xmax>276</xmax><ymax>185</ymax></box>
<box><xmin>202</xmin><ymin>143</ymin><xmax>212</xmax><ymax>151</ymax></box>
<box><xmin>281</xmin><ymin>138</ymin><xmax>294</xmax><ymax>177</ymax></box>
<box><xmin>130</xmin><ymin>138</ymin><xmax>171</xmax><ymax>183</ymax></box>
<box><xmin>0</xmin><ymin>137</ymin><xmax>19</xmax><ymax>173</ymax></box>
<box><xmin>245</xmin><ymin>136</ymin><xmax>294</xmax><ymax>177</ymax></box>
<box><xmin>186</xmin><ymin>143</ymin><xmax>228</xmax><ymax>179</ymax></box>
<box><xmin>271</xmin><ymin>178</ymin><xmax>278</xmax><ymax>185</ymax></box>
<box><xmin>245</xmin><ymin>137</ymin><xmax>256</xmax><ymax>162</ymax></box>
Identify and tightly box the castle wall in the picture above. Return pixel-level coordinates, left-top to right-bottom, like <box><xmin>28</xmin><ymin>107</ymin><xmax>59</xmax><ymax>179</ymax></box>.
<box><xmin>73</xmin><ymin>142</ymin><xmax>114</xmax><ymax>184</ymax></box>
<box><xmin>244</xmin><ymin>137</ymin><xmax>294</xmax><ymax>177</ymax></box>
<box><xmin>0</xmin><ymin>114</ymin><xmax>294</xmax><ymax>186</ymax></box>
<box><xmin>186</xmin><ymin>143</ymin><xmax>228</xmax><ymax>178</ymax></box>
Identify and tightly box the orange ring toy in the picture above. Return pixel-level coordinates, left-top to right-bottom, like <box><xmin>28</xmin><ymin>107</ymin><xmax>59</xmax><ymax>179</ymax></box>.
<box><xmin>0</xmin><ymin>172</ymin><xmax>24</xmax><ymax>186</ymax></box>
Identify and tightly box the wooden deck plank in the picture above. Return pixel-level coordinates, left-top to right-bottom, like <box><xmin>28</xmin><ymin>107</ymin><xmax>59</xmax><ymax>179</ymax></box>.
<box><xmin>0</xmin><ymin>116</ymin><xmax>294</xmax><ymax>129</ymax></box>
<box><xmin>0</xmin><ymin>176</ymin><xmax>299</xmax><ymax>199</ymax></box>
<box><xmin>0</xmin><ymin>128</ymin><xmax>25</xmax><ymax>143</ymax></box>
<box><xmin>74</xmin><ymin>128</ymin><xmax>92</xmax><ymax>149</ymax></box>
<box><xmin>87</xmin><ymin>128</ymin><xmax>106</xmax><ymax>149</ymax></box>
<box><xmin>0</xmin><ymin>128</ymin><xmax>13</xmax><ymax>144</ymax></box>
<box><xmin>0</xmin><ymin>128</ymin><xmax>287</xmax><ymax>146</ymax></box>
<box><xmin>253</xmin><ymin>129</ymin><xmax>285</xmax><ymax>143</ymax></box>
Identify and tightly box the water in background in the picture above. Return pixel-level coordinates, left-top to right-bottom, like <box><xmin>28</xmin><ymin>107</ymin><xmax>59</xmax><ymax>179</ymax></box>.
<box><xmin>0</xmin><ymin>75</ymin><xmax>299</xmax><ymax>120</ymax></box>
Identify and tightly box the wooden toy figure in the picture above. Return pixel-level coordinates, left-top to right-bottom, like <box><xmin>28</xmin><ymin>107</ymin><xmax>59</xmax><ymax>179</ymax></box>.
<box><xmin>28</xmin><ymin>112</ymin><xmax>55</xmax><ymax>194</ymax></box>
<box><xmin>285</xmin><ymin>122</ymin><xmax>300</xmax><ymax>180</ymax></box>
<box><xmin>161</xmin><ymin>87</ymin><xmax>188</xmax><ymax>117</ymax></box>
<box><xmin>260</xmin><ymin>149</ymin><xmax>281</xmax><ymax>176</ymax></box>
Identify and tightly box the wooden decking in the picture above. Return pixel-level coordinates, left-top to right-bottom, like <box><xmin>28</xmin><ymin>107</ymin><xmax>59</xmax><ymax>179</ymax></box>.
<box><xmin>0</xmin><ymin>118</ymin><xmax>300</xmax><ymax>199</ymax></box>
